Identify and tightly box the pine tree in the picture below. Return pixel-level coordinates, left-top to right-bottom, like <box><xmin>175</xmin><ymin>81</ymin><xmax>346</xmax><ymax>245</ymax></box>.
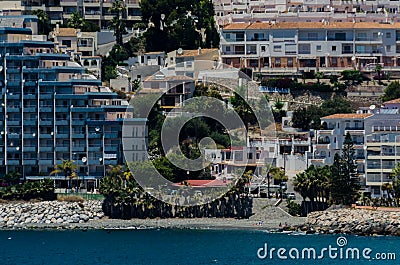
<box><xmin>330</xmin><ymin>133</ymin><xmax>360</xmax><ymax>205</ymax></box>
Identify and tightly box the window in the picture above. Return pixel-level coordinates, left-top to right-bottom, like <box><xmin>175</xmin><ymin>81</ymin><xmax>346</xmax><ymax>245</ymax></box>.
<box><xmin>387</xmin><ymin>45</ymin><xmax>392</xmax><ymax>52</ymax></box>
<box><xmin>287</xmin><ymin>58</ymin><xmax>293</xmax><ymax>67</ymax></box>
<box><xmin>261</xmin><ymin>45</ymin><xmax>266</xmax><ymax>52</ymax></box>
<box><xmin>332</xmin><ymin>46</ymin><xmax>337</xmax><ymax>51</ymax></box>
<box><xmin>62</xmin><ymin>40</ymin><xmax>71</xmax><ymax>48</ymax></box>
<box><xmin>373</xmin><ymin>32</ymin><xmax>379</xmax><ymax>39</ymax></box>
<box><xmin>275</xmin><ymin>58</ymin><xmax>281</xmax><ymax>67</ymax></box>
<box><xmin>307</xmin><ymin>32</ymin><xmax>318</xmax><ymax>40</ymax></box>
<box><xmin>386</xmin><ymin>32</ymin><xmax>391</xmax><ymax>38</ymax></box>
<box><xmin>316</xmin><ymin>45</ymin><xmax>322</xmax><ymax>51</ymax></box>
<box><xmin>273</xmin><ymin>45</ymin><xmax>282</xmax><ymax>52</ymax></box>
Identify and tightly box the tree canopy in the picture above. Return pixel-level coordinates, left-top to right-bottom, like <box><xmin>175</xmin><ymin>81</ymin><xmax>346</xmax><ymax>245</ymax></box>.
<box><xmin>140</xmin><ymin>0</ymin><xmax>219</xmax><ymax>52</ymax></box>
<box><xmin>382</xmin><ymin>81</ymin><xmax>400</xmax><ymax>102</ymax></box>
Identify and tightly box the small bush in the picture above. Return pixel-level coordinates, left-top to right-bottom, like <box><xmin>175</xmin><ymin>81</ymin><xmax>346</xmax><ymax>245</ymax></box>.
<box><xmin>57</xmin><ymin>195</ymin><xmax>84</xmax><ymax>203</ymax></box>
<box><xmin>287</xmin><ymin>199</ymin><xmax>302</xmax><ymax>216</ymax></box>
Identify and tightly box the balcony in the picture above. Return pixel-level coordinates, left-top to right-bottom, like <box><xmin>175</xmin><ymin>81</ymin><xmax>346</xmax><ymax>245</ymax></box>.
<box><xmin>23</xmin><ymin>133</ymin><xmax>37</xmax><ymax>139</ymax></box>
<box><xmin>40</xmin><ymin>120</ymin><xmax>53</xmax><ymax>126</ymax></box>
<box><xmin>104</xmin><ymin>159</ymin><xmax>118</xmax><ymax>165</ymax></box>
<box><xmin>7</xmin><ymin>120</ymin><xmax>21</xmax><ymax>126</ymax></box>
<box><xmin>72</xmin><ymin>145</ymin><xmax>85</xmax><ymax>152</ymax></box>
<box><xmin>38</xmin><ymin>159</ymin><xmax>53</xmax><ymax>165</ymax></box>
<box><xmin>40</xmin><ymin>134</ymin><xmax>53</xmax><ymax>139</ymax></box>
<box><xmin>72</xmin><ymin>119</ymin><xmax>86</xmax><ymax>126</ymax></box>
<box><xmin>104</xmin><ymin>144</ymin><xmax>118</xmax><ymax>152</ymax></box>
<box><xmin>40</xmin><ymin>146</ymin><xmax>54</xmax><ymax>152</ymax></box>
<box><xmin>56</xmin><ymin>120</ymin><xmax>69</xmax><ymax>126</ymax></box>
<box><xmin>56</xmin><ymin>106</ymin><xmax>69</xmax><ymax>112</ymax></box>
<box><xmin>40</xmin><ymin>94</ymin><xmax>53</xmax><ymax>100</ymax></box>
<box><xmin>7</xmin><ymin>94</ymin><xmax>21</xmax><ymax>100</ymax></box>
<box><xmin>7</xmin><ymin>160</ymin><xmax>21</xmax><ymax>165</ymax></box>
<box><xmin>41</xmin><ymin>107</ymin><xmax>53</xmax><ymax>112</ymax></box>
<box><xmin>23</xmin><ymin>159</ymin><xmax>37</xmax><ymax>166</ymax></box>
<box><xmin>7</xmin><ymin>106</ymin><xmax>20</xmax><ymax>112</ymax></box>
<box><xmin>7</xmin><ymin>133</ymin><xmax>21</xmax><ymax>140</ymax></box>
<box><xmin>105</xmin><ymin>132</ymin><xmax>119</xmax><ymax>138</ymax></box>
<box><xmin>88</xmin><ymin>133</ymin><xmax>101</xmax><ymax>139</ymax></box>
<box><xmin>56</xmin><ymin>133</ymin><xmax>69</xmax><ymax>138</ymax></box>
<box><xmin>24</xmin><ymin>94</ymin><xmax>36</xmax><ymax>100</ymax></box>
<box><xmin>221</xmin><ymin>51</ymin><xmax>245</xmax><ymax>55</ymax></box>
<box><xmin>24</xmin><ymin>107</ymin><xmax>37</xmax><ymax>112</ymax></box>
<box><xmin>72</xmin><ymin>133</ymin><xmax>85</xmax><ymax>139</ymax></box>
<box><xmin>88</xmin><ymin>145</ymin><xmax>102</xmax><ymax>152</ymax></box>
<box><xmin>24</xmin><ymin>146</ymin><xmax>37</xmax><ymax>152</ymax></box>
<box><xmin>55</xmin><ymin>146</ymin><xmax>69</xmax><ymax>152</ymax></box>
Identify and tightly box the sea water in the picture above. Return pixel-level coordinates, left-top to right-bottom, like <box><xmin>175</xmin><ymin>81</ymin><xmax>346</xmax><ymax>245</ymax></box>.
<box><xmin>0</xmin><ymin>229</ymin><xmax>399</xmax><ymax>265</ymax></box>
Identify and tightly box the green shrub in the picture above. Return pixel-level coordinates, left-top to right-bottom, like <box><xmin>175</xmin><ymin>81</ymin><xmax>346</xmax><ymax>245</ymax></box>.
<box><xmin>287</xmin><ymin>199</ymin><xmax>302</xmax><ymax>216</ymax></box>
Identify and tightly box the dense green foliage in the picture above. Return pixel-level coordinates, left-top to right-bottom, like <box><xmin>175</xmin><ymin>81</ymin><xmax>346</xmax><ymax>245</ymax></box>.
<box><xmin>294</xmin><ymin>133</ymin><xmax>360</xmax><ymax>206</ymax></box>
<box><xmin>109</xmin><ymin>0</ymin><xmax>127</xmax><ymax>46</ymax></box>
<box><xmin>67</xmin><ymin>11</ymin><xmax>99</xmax><ymax>32</ymax></box>
<box><xmin>382</xmin><ymin>81</ymin><xmax>400</xmax><ymax>102</ymax></box>
<box><xmin>0</xmin><ymin>179</ymin><xmax>56</xmax><ymax>201</ymax></box>
<box><xmin>292</xmin><ymin>96</ymin><xmax>353</xmax><ymax>130</ymax></box>
<box><xmin>100</xmin><ymin>165</ymin><xmax>253</xmax><ymax>219</ymax></box>
<box><xmin>32</xmin><ymin>10</ymin><xmax>51</xmax><ymax>35</ymax></box>
<box><xmin>287</xmin><ymin>199</ymin><xmax>302</xmax><ymax>216</ymax></box>
<box><xmin>101</xmin><ymin>37</ymin><xmax>145</xmax><ymax>81</ymax></box>
<box><xmin>140</xmin><ymin>0</ymin><xmax>219</xmax><ymax>52</ymax></box>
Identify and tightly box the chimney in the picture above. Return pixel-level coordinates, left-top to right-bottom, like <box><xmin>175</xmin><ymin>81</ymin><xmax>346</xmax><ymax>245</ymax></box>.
<box><xmin>198</xmin><ymin>47</ymin><xmax>202</xmax><ymax>55</ymax></box>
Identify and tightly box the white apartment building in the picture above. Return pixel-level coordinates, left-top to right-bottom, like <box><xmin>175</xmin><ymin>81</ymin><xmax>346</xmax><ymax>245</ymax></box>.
<box><xmin>312</xmin><ymin>101</ymin><xmax>400</xmax><ymax>198</ymax></box>
<box><xmin>6</xmin><ymin>0</ymin><xmax>140</xmax><ymax>29</ymax></box>
<box><xmin>220</xmin><ymin>21</ymin><xmax>400</xmax><ymax>76</ymax></box>
<box><xmin>214</xmin><ymin>0</ymin><xmax>400</xmax><ymax>26</ymax></box>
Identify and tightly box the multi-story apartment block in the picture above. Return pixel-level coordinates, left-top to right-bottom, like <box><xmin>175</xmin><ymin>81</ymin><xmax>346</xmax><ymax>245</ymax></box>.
<box><xmin>220</xmin><ymin>21</ymin><xmax>400</xmax><ymax>75</ymax></box>
<box><xmin>312</xmin><ymin>102</ymin><xmax>400</xmax><ymax>198</ymax></box>
<box><xmin>364</xmin><ymin>100</ymin><xmax>400</xmax><ymax>198</ymax></box>
<box><xmin>5</xmin><ymin>0</ymin><xmax>141</xmax><ymax>29</ymax></box>
<box><xmin>214</xmin><ymin>0</ymin><xmax>400</xmax><ymax>26</ymax></box>
<box><xmin>0</xmin><ymin>16</ymin><xmax>147</xmax><ymax>187</ymax></box>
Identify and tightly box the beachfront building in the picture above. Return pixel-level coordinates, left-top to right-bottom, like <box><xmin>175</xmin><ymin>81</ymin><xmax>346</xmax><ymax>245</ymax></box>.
<box><xmin>0</xmin><ymin>16</ymin><xmax>147</xmax><ymax>187</ymax></box>
<box><xmin>310</xmin><ymin>102</ymin><xmax>400</xmax><ymax>198</ymax></box>
<box><xmin>364</xmin><ymin>100</ymin><xmax>400</xmax><ymax>198</ymax></box>
<box><xmin>219</xmin><ymin>21</ymin><xmax>400</xmax><ymax>76</ymax></box>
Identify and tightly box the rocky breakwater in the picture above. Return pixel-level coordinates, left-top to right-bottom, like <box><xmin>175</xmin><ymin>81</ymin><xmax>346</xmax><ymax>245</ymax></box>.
<box><xmin>300</xmin><ymin>208</ymin><xmax>400</xmax><ymax>236</ymax></box>
<box><xmin>0</xmin><ymin>200</ymin><xmax>104</xmax><ymax>228</ymax></box>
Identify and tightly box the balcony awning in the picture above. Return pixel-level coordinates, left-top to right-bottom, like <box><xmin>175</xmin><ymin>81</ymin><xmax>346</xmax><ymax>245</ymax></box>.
<box><xmin>367</xmin><ymin>146</ymin><xmax>381</xmax><ymax>151</ymax></box>
<box><xmin>355</xmin><ymin>56</ymin><xmax>377</xmax><ymax>60</ymax></box>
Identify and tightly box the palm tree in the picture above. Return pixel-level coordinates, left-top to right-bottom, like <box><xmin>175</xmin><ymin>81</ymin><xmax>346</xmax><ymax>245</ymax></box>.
<box><xmin>375</xmin><ymin>64</ymin><xmax>383</xmax><ymax>84</ymax></box>
<box><xmin>109</xmin><ymin>0</ymin><xmax>127</xmax><ymax>46</ymax></box>
<box><xmin>314</xmin><ymin>72</ymin><xmax>324</xmax><ymax>84</ymax></box>
<box><xmin>67</xmin><ymin>11</ymin><xmax>85</xmax><ymax>29</ymax></box>
<box><xmin>50</xmin><ymin>159</ymin><xmax>77</xmax><ymax>190</ymax></box>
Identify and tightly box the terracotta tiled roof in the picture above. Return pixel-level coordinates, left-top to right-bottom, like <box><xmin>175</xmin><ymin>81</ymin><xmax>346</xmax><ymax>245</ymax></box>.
<box><xmin>173</xmin><ymin>179</ymin><xmax>232</xmax><ymax>187</ymax></box>
<box><xmin>223</xmin><ymin>21</ymin><xmax>400</xmax><ymax>30</ymax></box>
<box><xmin>321</xmin><ymin>113</ymin><xmax>373</xmax><ymax>119</ymax></box>
<box><xmin>384</xmin><ymin>98</ymin><xmax>400</xmax><ymax>104</ymax></box>
<box><xmin>56</xmin><ymin>28</ymin><xmax>77</xmax><ymax>37</ymax></box>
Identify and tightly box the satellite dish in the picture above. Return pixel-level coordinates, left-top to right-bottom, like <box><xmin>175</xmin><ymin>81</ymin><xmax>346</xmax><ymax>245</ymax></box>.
<box><xmin>351</xmin><ymin>56</ymin><xmax>356</xmax><ymax>61</ymax></box>
<box><xmin>177</xmin><ymin>48</ymin><xmax>183</xmax><ymax>55</ymax></box>
<box><xmin>95</xmin><ymin>127</ymin><xmax>100</xmax><ymax>132</ymax></box>
<box><xmin>369</xmin><ymin>105</ymin><xmax>376</xmax><ymax>110</ymax></box>
<box><xmin>82</xmin><ymin>157</ymin><xmax>87</xmax><ymax>163</ymax></box>
<box><xmin>0</xmin><ymin>66</ymin><xmax>3</xmax><ymax>72</ymax></box>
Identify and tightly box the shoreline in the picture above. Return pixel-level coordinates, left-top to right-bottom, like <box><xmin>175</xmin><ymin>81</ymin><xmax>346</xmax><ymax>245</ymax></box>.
<box><xmin>1</xmin><ymin>217</ymin><xmax>306</xmax><ymax>232</ymax></box>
